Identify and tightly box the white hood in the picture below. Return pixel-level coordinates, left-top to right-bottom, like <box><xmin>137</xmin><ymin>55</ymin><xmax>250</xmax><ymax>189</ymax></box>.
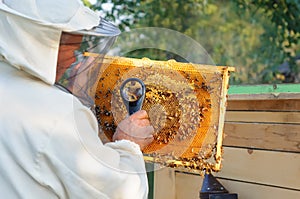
<box><xmin>0</xmin><ymin>0</ymin><xmax>100</xmax><ymax>85</ymax></box>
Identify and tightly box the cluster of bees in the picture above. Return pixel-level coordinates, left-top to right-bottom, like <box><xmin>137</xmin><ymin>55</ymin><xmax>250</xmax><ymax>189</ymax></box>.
<box><xmin>145</xmin><ymin>142</ymin><xmax>223</xmax><ymax>174</ymax></box>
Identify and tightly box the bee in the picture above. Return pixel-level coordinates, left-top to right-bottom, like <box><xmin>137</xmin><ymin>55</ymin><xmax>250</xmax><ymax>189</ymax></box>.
<box><xmin>95</xmin><ymin>94</ymin><xmax>100</xmax><ymax>99</ymax></box>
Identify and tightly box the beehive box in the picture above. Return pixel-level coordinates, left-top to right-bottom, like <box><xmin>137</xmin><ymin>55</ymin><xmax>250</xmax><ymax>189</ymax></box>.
<box><xmin>94</xmin><ymin>56</ymin><xmax>234</xmax><ymax>173</ymax></box>
<box><xmin>153</xmin><ymin>91</ymin><xmax>300</xmax><ymax>199</ymax></box>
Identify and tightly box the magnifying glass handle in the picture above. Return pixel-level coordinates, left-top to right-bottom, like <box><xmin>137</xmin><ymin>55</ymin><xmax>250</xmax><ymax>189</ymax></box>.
<box><xmin>127</xmin><ymin>100</ymin><xmax>143</xmax><ymax>115</ymax></box>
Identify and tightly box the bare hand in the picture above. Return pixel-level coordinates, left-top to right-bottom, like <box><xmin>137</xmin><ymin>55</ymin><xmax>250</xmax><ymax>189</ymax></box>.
<box><xmin>113</xmin><ymin>110</ymin><xmax>154</xmax><ymax>150</ymax></box>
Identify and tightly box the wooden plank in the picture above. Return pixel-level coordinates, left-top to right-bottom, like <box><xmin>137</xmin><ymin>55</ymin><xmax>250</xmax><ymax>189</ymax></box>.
<box><xmin>173</xmin><ymin>172</ymin><xmax>300</xmax><ymax>199</ymax></box>
<box><xmin>175</xmin><ymin>172</ymin><xmax>203</xmax><ymax>199</ymax></box>
<box><xmin>227</xmin><ymin>99</ymin><xmax>300</xmax><ymax>111</ymax></box>
<box><xmin>153</xmin><ymin>167</ymin><xmax>176</xmax><ymax>199</ymax></box>
<box><xmin>223</xmin><ymin>122</ymin><xmax>300</xmax><ymax>152</ymax></box>
<box><xmin>228</xmin><ymin>93</ymin><xmax>300</xmax><ymax>100</ymax></box>
<box><xmin>215</xmin><ymin>147</ymin><xmax>300</xmax><ymax>190</ymax></box>
<box><xmin>225</xmin><ymin>111</ymin><xmax>300</xmax><ymax>124</ymax></box>
<box><xmin>218</xmin><ymin>178</ymin><xmax>300</xmax><ymax>199</ymax></box>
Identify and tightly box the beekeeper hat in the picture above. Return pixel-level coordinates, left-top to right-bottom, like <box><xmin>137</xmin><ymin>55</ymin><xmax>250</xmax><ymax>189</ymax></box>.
<box><xmin>0</xmin><ymin>0</ymin><xmax>120</xmax><ymax>37</ymax></box>
<box><xmin>0</xmin><ymin>0</ymin><xmax>120</xmax><ymax>85</ymax></box>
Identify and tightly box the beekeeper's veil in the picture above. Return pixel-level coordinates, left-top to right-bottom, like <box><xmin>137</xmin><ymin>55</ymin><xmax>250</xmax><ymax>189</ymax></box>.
<box><xmin>0</xmin><ymin>0</ymin><xmax>120</xmax><ymax>108</ymax></box>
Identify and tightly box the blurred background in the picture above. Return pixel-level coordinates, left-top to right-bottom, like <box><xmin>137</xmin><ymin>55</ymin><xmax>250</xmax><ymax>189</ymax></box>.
<box><xmin>82</xmin><ymin>0</ymin><xmax>300</xmax><ymax>85</ymax></box>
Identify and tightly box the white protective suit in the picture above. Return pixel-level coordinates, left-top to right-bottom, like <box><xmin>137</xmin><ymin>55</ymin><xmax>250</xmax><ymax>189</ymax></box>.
<box><xmin>0</xmin><ymin>0</ymin><xmax>149</xmax><ymax>198</ymax></box>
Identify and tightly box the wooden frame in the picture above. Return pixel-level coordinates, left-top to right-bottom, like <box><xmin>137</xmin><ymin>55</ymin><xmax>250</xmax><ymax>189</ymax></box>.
<box><xmin>94</xmin><ymin>56</ymin><xmax>234</xmax><ymax>173</ymax></box>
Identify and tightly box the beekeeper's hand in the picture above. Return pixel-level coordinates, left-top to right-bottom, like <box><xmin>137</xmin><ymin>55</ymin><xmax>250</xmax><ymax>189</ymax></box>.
<box><xmin>113</xmin><ymin>110</ymin><xmax>154</xmax><ymax>150</ymax></box>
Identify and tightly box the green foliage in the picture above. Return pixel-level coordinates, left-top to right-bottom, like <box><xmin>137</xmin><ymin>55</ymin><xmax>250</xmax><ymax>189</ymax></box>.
<box><xmin>84</xmin><ymin>0</ymin><xmax>300</xmax><ymax>84</ymax></box>
<box><xmin>82</xmin><ymin>0</ymin><xmax>93</xmax><ymax>7</ymax></box>
<box><xmin>235</xmin><ymin>0</ymin><xmax>300</xmax><ymax>83</ymax></box>
<box><xmin>88</xmin><ymin>0</ymin><xmax>143</xmax><ymax>31</ymax></box>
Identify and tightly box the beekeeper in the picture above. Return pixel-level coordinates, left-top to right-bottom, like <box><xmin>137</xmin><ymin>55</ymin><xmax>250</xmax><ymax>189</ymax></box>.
<box><xmin>0</xmin><ymin>0</ymin><xmax>154</xmax><ymax>198</ymax></box>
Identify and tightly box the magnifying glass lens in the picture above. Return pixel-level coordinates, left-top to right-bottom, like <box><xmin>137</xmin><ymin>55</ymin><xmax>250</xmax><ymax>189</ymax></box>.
<box><xmin>122</xmin><ymin>80</ymin><xmax>143</xmax><ymax>102</ymax></box>
<box><xmin>120</xmin><ymin>78</ymin><xmax>146</xmax><ymax>115</ymax></box>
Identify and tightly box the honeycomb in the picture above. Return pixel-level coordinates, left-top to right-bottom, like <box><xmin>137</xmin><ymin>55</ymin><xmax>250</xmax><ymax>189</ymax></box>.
<box><xmin>94</xmin><ymin>56</ymin><xmax>234</xmax><ymax>173</ymax></box>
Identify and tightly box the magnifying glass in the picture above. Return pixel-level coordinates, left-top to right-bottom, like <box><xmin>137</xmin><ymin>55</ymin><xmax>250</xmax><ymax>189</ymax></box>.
<box><xmin>120</xmin><ymin>78</ymin><xmax>146</xmax><ymax>115</ymax></box>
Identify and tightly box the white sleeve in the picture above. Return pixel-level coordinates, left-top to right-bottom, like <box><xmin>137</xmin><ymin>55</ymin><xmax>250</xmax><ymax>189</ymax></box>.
<box><xmin>38</xmin><ymin>100</ymin><xmax>149</xmax><ymax>199</ymax></box>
